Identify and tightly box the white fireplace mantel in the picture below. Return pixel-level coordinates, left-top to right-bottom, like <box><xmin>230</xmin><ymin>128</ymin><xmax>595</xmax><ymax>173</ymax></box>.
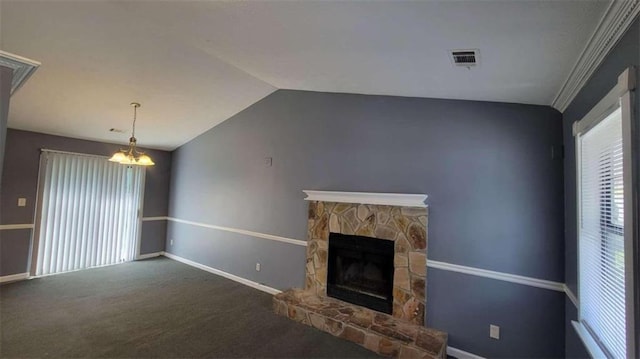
<box><xmin>302</xmin><ymin>190</ymin><xmax>428</xmax><ymax>208</ymax></box>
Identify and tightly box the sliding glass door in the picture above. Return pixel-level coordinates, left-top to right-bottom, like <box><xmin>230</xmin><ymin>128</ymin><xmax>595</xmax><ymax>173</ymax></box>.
<box><xmin>31</xmin><ymin>151</ymin><xmax>145</xmax><ymax>276</ymax></box>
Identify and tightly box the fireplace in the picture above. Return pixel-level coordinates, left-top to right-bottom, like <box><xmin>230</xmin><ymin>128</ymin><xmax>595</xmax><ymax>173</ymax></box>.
<box><xmin>304</xmin><ymin>196</ymin><xmax>428</xmax><ymax>324</ymax></box>
<box><xmin>327</xmin><ymin>233</ymin><xmax>394</xmax><ymax>314</ymax></box>
<box><xmin>273</xmin><ymin>192</ymin><xmax>448</xmax><ymax>359</ymax></box>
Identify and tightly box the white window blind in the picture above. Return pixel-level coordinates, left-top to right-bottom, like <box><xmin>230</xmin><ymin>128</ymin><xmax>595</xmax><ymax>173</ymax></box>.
<box><xmin>34</xmin><ymin>151</ymin><xmax>145</xmax><ymax>276</ymax></box>
<box><xmin>578</xmin><ymin>107</ymin><xmax>626</xmax><ymax>358</ymax></box>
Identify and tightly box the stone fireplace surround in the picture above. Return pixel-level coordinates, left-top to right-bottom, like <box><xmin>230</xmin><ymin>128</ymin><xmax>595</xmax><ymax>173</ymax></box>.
<box><xmin>273</xmin><ymin>191</ymin><xmax>447</xmax><ymax>358</ymax></box>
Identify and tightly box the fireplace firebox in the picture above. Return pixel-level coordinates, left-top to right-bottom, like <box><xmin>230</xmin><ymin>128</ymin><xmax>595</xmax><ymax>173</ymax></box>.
<box><xmin>327</xmin><ymin>232</ymin><xmax>394</xmax><ymax>314</ymax></box>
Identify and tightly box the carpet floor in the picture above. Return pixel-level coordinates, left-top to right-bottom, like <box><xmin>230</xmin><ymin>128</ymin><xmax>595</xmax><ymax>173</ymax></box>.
<box><xmin>0</xmin><ymin>257</ymin><xmax>380</xmax><ymax>358</ymax></box>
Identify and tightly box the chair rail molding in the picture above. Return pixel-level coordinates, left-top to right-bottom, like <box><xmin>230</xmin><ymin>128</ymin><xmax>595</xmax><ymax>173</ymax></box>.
<box><xmin>427</xmin><ymin>260</ymin><xmax>565</xmax><ymax>292</ymax></box>
<box><xmin>165</xmin><ymin>217</ymin><xmax>307</xmax><ymax>247</ymax></box>
<box><xmin>0</xmin><ymin>223</ymin><xmax>35</xmax><ymax>230</ymax></box>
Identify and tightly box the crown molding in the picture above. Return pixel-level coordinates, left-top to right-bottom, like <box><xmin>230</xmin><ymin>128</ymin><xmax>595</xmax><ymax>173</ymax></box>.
<box><xmin>0</xmin><ymin>50</ymin><xmax>41</xmax><ymax>95</ymax></box>
<box><xmin>552</xmin><ymin>0</ymin><xmax>640</xmax><ymax>112</ymax></box>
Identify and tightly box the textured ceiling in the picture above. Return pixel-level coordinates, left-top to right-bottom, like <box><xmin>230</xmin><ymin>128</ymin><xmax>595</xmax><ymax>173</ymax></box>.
<box><xmin>1</xmin><ymin>0</ymin><xmax>609</xmax><ymax>150</ymax></box>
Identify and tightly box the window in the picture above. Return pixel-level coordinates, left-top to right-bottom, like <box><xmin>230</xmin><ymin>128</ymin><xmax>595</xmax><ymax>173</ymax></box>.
<box><xmin>573</xmin><ymin>68</ymin><xmax>637</xmax><ymax>359</ymax></box>
<box><xmin>578</xmin><ymin>108</ymin><xmax>625</xmax><ymax>357</ymax></box>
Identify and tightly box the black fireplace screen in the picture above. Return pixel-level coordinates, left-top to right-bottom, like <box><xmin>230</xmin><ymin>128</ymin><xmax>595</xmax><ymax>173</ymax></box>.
<box><xmin>327</xmin><ymin>232</ymin><xmax>394</xmax><ymax>314</ymax></box>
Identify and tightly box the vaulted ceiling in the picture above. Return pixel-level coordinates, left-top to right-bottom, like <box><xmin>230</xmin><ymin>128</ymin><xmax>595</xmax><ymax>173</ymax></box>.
<box><xmin>1</xmin><ymin>1</ymin><xmax>610</xmax><ymax>150</ymax></box>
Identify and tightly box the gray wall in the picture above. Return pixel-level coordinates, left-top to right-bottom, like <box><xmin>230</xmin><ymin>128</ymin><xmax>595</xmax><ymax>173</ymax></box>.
<box><xmin>561</xmin><ymin>18</ymin><xmax>640</xmax><ymax>358</ymax></box>
<box><xmin>168</xmin><ymin>89</ymin><xmax>565</xmax><ymax>357</ymax></box>
<box><xmin>0</xmin><ymin>66</ymin><xmax>11</xmax><ymax>188</ymax></box>
<box><xmin>0</xmin><ymin>129</ymin><xmax>172</xmax><ymax>276</ymax></box>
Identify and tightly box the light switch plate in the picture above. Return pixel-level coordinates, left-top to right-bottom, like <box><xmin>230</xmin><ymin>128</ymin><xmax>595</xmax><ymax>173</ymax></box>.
<box><xmin>264</xmin><ymin>157</ymin><xmax>272</xmax><ymax>167</ymax></box>
<box><xmin>17</xmin><ymin>198</ymin><xmax>26</xmax><ymax>207</ymax></box>
<box><xmin>490</xmin><ymin>324</ymin><xmax>500</xmax><ymax>339</ymax></box>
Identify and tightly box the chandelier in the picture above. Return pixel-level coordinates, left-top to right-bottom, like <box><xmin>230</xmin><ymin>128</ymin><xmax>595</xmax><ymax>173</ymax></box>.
<box><xmin>109</xmin><ymin>102</ymin><xmax>155</xmax><ymax>166</ymax></box>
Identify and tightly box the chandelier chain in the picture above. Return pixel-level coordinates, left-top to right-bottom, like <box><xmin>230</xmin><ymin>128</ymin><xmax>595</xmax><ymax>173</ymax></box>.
<box><xmin>131</xmin><ymin>103</ymin><xmax>139</xmax><ymax>139</ymax></box>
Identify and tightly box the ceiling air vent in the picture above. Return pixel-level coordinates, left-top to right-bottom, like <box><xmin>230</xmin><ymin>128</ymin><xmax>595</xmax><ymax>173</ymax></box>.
<box><xmin>450</xmin><ymin>49</ymin><xmax>479</xmax><ymax>67</ymax></box>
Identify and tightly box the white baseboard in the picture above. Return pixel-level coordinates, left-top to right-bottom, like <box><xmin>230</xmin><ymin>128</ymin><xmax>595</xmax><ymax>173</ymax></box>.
<box><xmin>137</xmin><ymin>251</ymin><xmax>164</xmax><ymax>260</ymax></box>
<box><xmin>447</xmin><ymin>346</ymin><xmax>485</xmax><ymax>359</ymax></box>
<box><xmin>162</xmin><ymin>252</ymin><xmax>281</xmax><ymax>295</ymax></box>
<box><xmin>0</xmin><ymin>272</ymin><xmax>30</xmax><ymax>284</ymax></box>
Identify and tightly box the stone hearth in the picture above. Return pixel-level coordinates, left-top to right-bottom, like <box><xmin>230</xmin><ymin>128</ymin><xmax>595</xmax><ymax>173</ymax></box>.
<box><xmin>274</xmin><ymin>289</ymin><xmax>447</xmax><ymax>358</ymax></box>
<box><xmin>273</xmin><ymin>193</ymin><xmax>446</xmax><ymax>358</ymax></box>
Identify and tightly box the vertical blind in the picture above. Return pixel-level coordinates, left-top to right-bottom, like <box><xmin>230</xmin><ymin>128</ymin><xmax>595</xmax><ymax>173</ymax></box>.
<box><xmin>35</xmin><ymin>151</ymin><xmax>145</xmax><ymax>276</ymax></box>
<box><xmin>578</xmin><ymin>107</ymin><xmax>626</xmax><ymax>358</ymax></box>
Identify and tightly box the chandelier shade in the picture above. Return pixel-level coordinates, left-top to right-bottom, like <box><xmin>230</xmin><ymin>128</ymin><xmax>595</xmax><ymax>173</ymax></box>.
<box><xmin>109</xmin><ymin>102</ymin><xmax>155</xmax><ymax>166</ymax></box>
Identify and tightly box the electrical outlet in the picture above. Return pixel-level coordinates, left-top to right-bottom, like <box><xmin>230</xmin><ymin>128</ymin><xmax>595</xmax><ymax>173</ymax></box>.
<box><xmin>264</xmin><ymin>157</ymin><xmax>272</xmax><ymax>167</ymax></box>
<box><xmin>17</xmin><ymin>198</ymin><xmax>26</xmax><ymax>207</ymax></box>
<box><xmin>170</xmin><ymin>239</ymin><xmax>174</xmax><ymax>246</ymax></box>
<box><xmin>256</xmin><ymin>263</ymin><xmax>261</xmax><ymax>271</ymax></box>
<box><xmin>490</xmin><ymin>324</ymin><xmax>500</xmax><ymax>339</ymax></box>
